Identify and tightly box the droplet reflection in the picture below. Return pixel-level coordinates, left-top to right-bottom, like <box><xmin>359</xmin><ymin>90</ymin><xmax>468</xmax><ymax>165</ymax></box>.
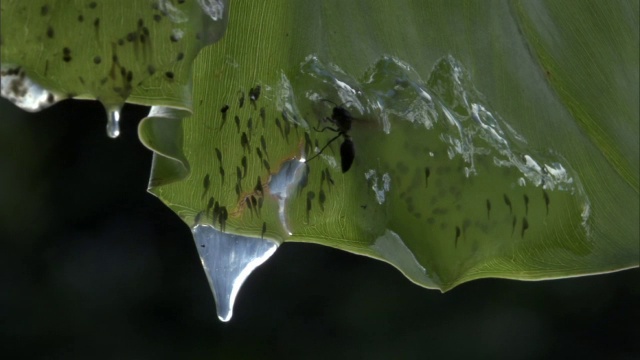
<box><xmin>104</xmin><ymin>103</ymin><xmax>122</xmax><ymax>138</ymax></box>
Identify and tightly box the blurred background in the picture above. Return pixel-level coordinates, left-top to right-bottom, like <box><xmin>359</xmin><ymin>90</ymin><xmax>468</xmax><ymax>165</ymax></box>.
<box><xmin>1</xmin><ymin>98</ymin><xmax>638</xmax><ymax>359</ymax></box>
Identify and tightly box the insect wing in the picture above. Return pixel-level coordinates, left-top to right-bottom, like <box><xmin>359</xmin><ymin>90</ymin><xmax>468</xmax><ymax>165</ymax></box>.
<box><xmin>340</xmin><ymin>139</ymin><xmax>355</xmax><ymax>173</ymax></box>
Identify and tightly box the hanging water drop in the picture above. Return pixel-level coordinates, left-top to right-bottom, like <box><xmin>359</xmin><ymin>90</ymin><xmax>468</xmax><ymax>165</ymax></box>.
<box><xmin>104</xmin><ymin>104</ymin><xmax>122</xmax><ymax>138</ymax></box>
<box><xmin>192</xmin><ymin>224</ymin><xmax>278</xmax><ymax>321</ymax></box>
<box><xmin>268</xmin><ymin>158</ymin><xmax>308</xmax><ymax>235</ymax></box>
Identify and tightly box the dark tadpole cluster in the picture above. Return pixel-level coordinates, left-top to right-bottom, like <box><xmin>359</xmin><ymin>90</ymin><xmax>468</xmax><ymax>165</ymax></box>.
<box><xmin>37</xmin><ymin>0</ymin><xmax>191</xmax><ymax>102</ymax></box>
<box><xmin>204</xmin><ymin>84</ymin><xmax>277</xmax><ymax>234</ymax></box>
<box><xmin>394</xmin><ymin>154</ymin><xmax>555</xmax><ymax>249</ymax></box>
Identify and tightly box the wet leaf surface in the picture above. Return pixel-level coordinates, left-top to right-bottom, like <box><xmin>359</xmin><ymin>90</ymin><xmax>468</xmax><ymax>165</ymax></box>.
<box><xmin>142</xmin><ymin>1</ymin><xmax>638</xmax><ymax>290</ymax></box>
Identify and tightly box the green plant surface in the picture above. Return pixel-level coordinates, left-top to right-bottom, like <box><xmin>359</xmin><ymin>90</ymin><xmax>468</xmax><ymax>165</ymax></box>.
<box><xmin>0</xmin><ymin>0</ymin><xmax>226</xmax><ymax>110</ymax></box>
<box><xmin>3</xmin><ymin>0</ymin><xmax>638</xmax><ymax>290</ymax></box>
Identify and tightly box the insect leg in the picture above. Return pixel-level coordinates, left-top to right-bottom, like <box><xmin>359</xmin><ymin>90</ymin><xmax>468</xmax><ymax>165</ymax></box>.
<box><xmin>313</xmin><ymin>126</ymin><xmax>340</xmax><ymax>133</ymax></box>
<box><xmin>305</xmin><ymin>133</ymin><xmax>342</xmax><ymax>163</ymax></box>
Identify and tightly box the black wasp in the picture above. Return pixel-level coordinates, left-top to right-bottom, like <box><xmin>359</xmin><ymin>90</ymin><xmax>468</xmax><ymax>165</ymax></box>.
<box><xmin>306</xmin><ymin>100</ymin><xmax>355</xmax><ymax>173</ymax></box>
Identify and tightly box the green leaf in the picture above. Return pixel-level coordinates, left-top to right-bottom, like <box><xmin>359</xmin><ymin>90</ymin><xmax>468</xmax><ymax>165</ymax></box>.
<box><xmin>142</xmin><ymin>0</ymin><xmax>638</xmax><ymax>291</ymax></box>
<box><xmin>4</xmin><ymin>1</ymin><xmax>637</xmax><ymax>291</ymax></box>
<box><xmin>1</xmin><ymin>0</ymin><xmax>226</xmax><ymax>120</ymax></box>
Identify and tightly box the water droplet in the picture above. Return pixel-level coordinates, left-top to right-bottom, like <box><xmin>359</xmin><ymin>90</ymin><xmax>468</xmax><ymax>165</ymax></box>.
<box><xmin>192</xmin><ymin>224</ymin><xmax>278</xmax><ymax>321</ymax></box>
<box><xmin>364</xmin><ymin>170</ymin><xmax>391</xmax><ymax>205</ymax></box>
<box><xmin>197</xmin><ymin>0</ymin><xmax>226</xmax><ymax>21</ymax></box>
<box><xmin>268</xmin><ymin>158</ymin><xmax>308</xmax><ymax>235</ymax></box>
<box><xmin>370</xmin><ymin>230</ymin><xmax>437</xmax><ymax>287</ymax></box>
<box><xmin>158</xmin><ymin>0</ymin><xmax>189</xmax><ymax>23</ymax></box>
<box><xmin>103</xmin><ymin>103</ymin><xmax>122</xmax><ymax>138</ymax></box>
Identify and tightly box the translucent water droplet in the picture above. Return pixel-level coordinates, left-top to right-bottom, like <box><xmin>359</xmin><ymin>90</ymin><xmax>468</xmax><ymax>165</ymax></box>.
<box><xmin>192</xmin><ymin>224</ymin><xmax>278</xmax><ymax>321</ymax></box>
<box><xmin>268</xmin><ymin>158</ymin><xmax>308</xmax><ymax>235</ymax></box>
<box><xmin>371</xmin><ymin>229</ymin><xmax>437</xmax><ymax>287</ymax></box>
<box><xmin>158</xmin><ymin>0</ymin><xmax>189</xmax><ymax>23</ymax></box>
<box><xmin>198</xmin><ymin>0</ymin><xmax>225</xmax><ymax>21</ymax></box>
<box><xmin>103</xmin><ymin>104</ymin><xmax>122</xmax><ymax>138</ymax></box>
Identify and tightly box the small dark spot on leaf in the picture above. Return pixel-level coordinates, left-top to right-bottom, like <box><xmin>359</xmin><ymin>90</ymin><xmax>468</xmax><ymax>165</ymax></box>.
<box><xmin>238</xmin><ymin>91</ymin><xmax>245</xmax><ymax>108</ymax></box>
<box><xmin>212</xmin><ymin>201</ymin><xmax>220</xmax><ymax>223</ymax></box>
<box><xmin>170</xmin><ymin>34</ymin><xmax>180</xmax><ymax>42</ymax></box>
<box><xmin>46</xmin><ymin>26</ymin><xmax>54</xmax><ymax>38</ymax></box>
<box><xmin>275</xmin><ymin>117</ymin><xmax>283</xmax><ymax>137</ymax></box>
<box><xmin>425</xmin><ymin>167</ymin><xmax>430</xmax><ymax>187</ymax></box>
<box><xmin>235</xmin><ymin>116</ymin><xmax>241</xmax><ymax>132</ymax></box>
<box><xmin>521</xmin><ymin>217</ymin><xmax>529</xmax><ymax>238</ymax></box>
<box><xmin>78</xmin><ymin>15</ymin><xmax>84</xmax><ymax>22</ymax></box>
<box><xmin>147</xmin><ymin>65</ymin><xmax>156</xmax><ymax>75</ymax></box>
<box><xmin>93</xmin><ymin>56</ymin><xmax>101</xmax><ymax>64</ymax></box>
<box><xmin>165</xmin><ymin>71</ymin><xmax>174</xmax><ymax>79</ymax></box>
<box><xmin>93</xmin><ymin>17</ymin><xmax>100</xmax><ymax>27</ymax></box>
<box><xmin>89</xmin><ymin>2</ymin><xmax>97</xmax><ymax>9</ymax></box>
<box><xmin>503</xmin><ymin>194</ymin><xmax>512</xmax><ymax>214</ymax></box>
<box><xmin>240</xmin><ymin>132</ymin><xmax>250</xmax><ymax>152</ymax></box>
<box><xmin>241</xmin><ymin>156</ymin><xmax>248</xmax><ymax>178</ymax></box>
<box><xmin>219</xmin><ymin>167</ymin><xmax>225</xmax><ymax>185</ymax></box>
<box><xmin>41</xmin><ymin>5</ymin><xmax>49</xmax><ymax>16</ymax></box>
<box><xmin>176</xmin><ymin>52</ymin><xmax>184</xmax><ymax>61</ymax></box>
<box><xmin>206</xmin><ymin>197</ymin><xmax>214</xmax><ymax>215</ymax></box>
<box><xmin>202</xmin><ymin>174</ymin><xmax>210</xmax><ymax>191</ymax></box>
<box><xmin>319</xmin><ymin>189</ymin><xmax>326</xmax><ymax>211</ymax></box>
<box><xmin>543</xmin><ymin>189</ymin><xmax>550</xmax><ymax>215</ymax></box>
<box><xmin>259</xmin><ymin>107</ymin><xmax>266</xmax><ymax>126</ymax></box>
<box><xmin>254</xmin><ymin>177</ymin><xmax>263</xmax><ymax>195</ymax></box>
<box><xmin>153</xmin><ymin>14</ymin><xmax>162</xmax><ymax>22</ymax></box>
<box><xmin>218</xmin><ymin>207</ymin><xmax>228</xmax><ymax>232</ymax></box>
<box><xmin>118</xmin><ymin>38</ymin><xmax>125</xmax><ymax>46</ymax></box>
<box><xmin>249</xmin><ymin>85</ymin><xmax>261</xmax><ymax>101</ymax></box>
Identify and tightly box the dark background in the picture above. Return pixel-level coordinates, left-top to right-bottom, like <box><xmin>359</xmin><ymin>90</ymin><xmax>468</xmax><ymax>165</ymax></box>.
<box><xmin>1</xmin><ymin>98</ymin><xmax>638</xmax><ymax>359</ymax></box>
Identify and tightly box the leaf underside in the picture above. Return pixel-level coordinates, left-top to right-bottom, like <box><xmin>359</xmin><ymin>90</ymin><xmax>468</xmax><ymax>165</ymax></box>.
<box><xmin>3</xmin><ymin>0</ymin><xmax>638</xmax><ymax>290</ymax></box>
